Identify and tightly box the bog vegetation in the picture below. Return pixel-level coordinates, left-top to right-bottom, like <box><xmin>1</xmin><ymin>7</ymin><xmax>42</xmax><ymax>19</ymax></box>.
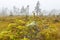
<box><xmin>0</xmin><ymin>15</ymin><xmax>60</xmax><ymax>40</ymax></box>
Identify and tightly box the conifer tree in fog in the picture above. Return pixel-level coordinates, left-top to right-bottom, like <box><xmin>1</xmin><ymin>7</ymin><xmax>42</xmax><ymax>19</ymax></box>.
<box><xmin>35</xmin><ymin>1</ymin><xmax>41</xmax><ymax>16</ymax></box>
<box><xmin>20</xmin><ymin>5</ymin><xmax>29</xmax><ymax>16</ymax></box>
<box><xmin>13</xmin><ymin>6</ymin><xmax>19</xmax><ymax>15</ymax></box>
<box><xmin>13</xmin><ymin>6</ymin><xmax>20</xmax><ymax>15</ymax></box>
<box><xmin>20</xmin><ymin>6</ymin><xmax>25</xmax><ymax>15</ymax></box>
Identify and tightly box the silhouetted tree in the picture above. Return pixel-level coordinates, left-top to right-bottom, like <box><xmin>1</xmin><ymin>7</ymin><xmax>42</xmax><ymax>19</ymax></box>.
<box><xmin>35</xmin><ymin>1</ymin><xmax>41</xmax><ymax>16</ymax></box>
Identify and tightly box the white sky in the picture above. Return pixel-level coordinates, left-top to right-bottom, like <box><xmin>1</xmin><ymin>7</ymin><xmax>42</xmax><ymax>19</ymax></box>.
<box><xmin>0</xmin><ymin>0</ymin><xmax>60</xmax><ymax>12</ymax></box>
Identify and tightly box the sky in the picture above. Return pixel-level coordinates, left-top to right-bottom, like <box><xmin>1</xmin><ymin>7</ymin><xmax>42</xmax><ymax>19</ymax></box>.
<box><xmin>0</xmin><ymin>0</ymin><xmax>60</xmax><ymax>13</ymax></box>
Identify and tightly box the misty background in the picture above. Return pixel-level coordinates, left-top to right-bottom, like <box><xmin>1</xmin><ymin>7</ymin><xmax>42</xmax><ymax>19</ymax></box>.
<box><xmin>0</xmin><ymin>0</ymin><xmax>60</xmax><ymax>16</ymax></box>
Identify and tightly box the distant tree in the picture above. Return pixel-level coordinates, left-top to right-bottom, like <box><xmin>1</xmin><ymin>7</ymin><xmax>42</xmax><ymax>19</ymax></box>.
<box><xmin>20</xmin><ymin>5</ymin><xmax>29</xmax><ymax>16</ymax></box>
<box><xmin>24</xmin><ymin>5</ymin><xmax>29</xmax><ymax>21</ymax></box>
<box><xmin>17</xmin><ymin>8</ymin><xmax>20</xmax><ymax>15</ymax></box>
<box><xmin>35</xmin><ymin>1</ymin><xmax>41</xmax><ymax>16</ymax></box>
<box><xmin>9</xmin><ymin>10</ymin><xmax>13</xmax><ymax>16</ymax></box>
<box><xmin>1</xmin><ymin>8</ymin><xmax>8</xmax><ymax>16</ymax></box>
<box><xmin>20</xmin><ymin>6</ymin><xmax>25</xmax><ymax>15</ymax></box>
<box><xmin>50</xmin><ymin>9</ymin><xmax>57</xmax><ymax>16</ymax></box>
<box><xmin>13</xmin><ymin>6</ymin><xmax>16</xmax><ymax>15</ymax></box>
<box><xmin>13</xmin><ymin>6</ymin><xmax>20</xmax><ymax>15</ymax></box>
<box><xmin>25</xmin><ymin>5</ymin><xmax>29</xmax><ymax>15</ymax></box>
